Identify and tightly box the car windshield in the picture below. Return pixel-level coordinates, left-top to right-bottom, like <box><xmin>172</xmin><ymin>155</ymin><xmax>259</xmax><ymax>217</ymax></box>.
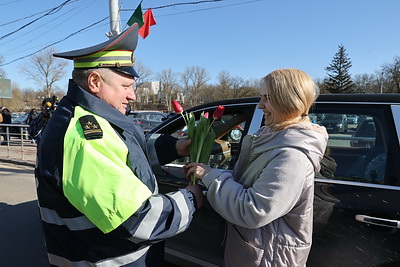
<box><xmin>12</xmin><ymin>113</ymin><xmax>28</xmax><ymax>124</ymax></box>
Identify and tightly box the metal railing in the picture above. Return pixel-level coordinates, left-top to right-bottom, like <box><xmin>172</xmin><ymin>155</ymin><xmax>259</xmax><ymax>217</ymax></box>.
<box><xmin>0</xmin><ymin>124</ymin><xmax>36</xmax><ymax>162</ymax></box>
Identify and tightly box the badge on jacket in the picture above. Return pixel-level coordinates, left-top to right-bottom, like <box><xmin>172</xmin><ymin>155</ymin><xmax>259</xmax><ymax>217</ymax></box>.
<box><xmin>79</xmin><ymin>115</ymin><xmax>103</xmax><ymax>140</ymax></box>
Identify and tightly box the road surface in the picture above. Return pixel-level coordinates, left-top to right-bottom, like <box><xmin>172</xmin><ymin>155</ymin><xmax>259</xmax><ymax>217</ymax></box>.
<box><xmin>0</xmin><ymin>162</ymin><xmax>49</xmax><ymax>266</ymax></box>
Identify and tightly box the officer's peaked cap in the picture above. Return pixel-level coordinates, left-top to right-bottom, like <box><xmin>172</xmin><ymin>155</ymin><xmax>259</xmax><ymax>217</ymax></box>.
<box><xmin>53</xmin><ymin>23</ymin><xmax>139</xmax><ymax>78</ymax></box>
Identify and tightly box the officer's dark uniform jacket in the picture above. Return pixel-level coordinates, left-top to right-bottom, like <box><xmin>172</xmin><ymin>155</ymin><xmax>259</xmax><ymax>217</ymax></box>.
<box><xmin>36</xmin><ymin>80</ymin><xmax>197</xmax><ymax>266</ymax></box>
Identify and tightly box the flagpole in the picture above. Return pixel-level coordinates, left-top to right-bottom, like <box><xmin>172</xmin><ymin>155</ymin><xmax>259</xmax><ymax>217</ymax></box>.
<box><xmin>106</xmin><ymin>0</ymin><xmax>120</xmax><ymax>37</ymax></box>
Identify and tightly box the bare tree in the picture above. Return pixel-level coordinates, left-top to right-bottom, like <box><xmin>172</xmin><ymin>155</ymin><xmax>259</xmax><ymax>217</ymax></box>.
<box><xmin>352</xmin><ymin>74</ymin><xmax>380</xmax><ymax>93</ymax></box>
<box><xmin>214</xmin><ymin>71</ymin><xmax>258</xmax><ymax>100</ymax></box>
<box><xmin>156</xmin><ymin>69</ymin><xmax>179</xmax><ymax>112</ymax></box>
<box><xmin>180</xmin><ymin>66</ymin><xmax>210</xmax><ymax>106</ymax></box>
<box><xmin>215</xmin><ymin>71</ymin><xmax>233</xmax><ymax>99</ymax></box>
<box><xmin>134</xmin><ymin>61</ymin><xmax>153</xmax><ymax>88</ymax></box>
<box><xmin>19</xmin><ymin>47</ymin><xmax>67</xmax><ymax>97</ymax></box>
<box><xmin>131</xmin><ymin>61</ymin><xmax>153</xmax><ymax>109</ymax></box>
<box><xmin>181</xmin><ymin>67</ymin><xmax>194</xmax><ymax>105</ymax></box>
<box><xmin>381</xmin><ymin>56</ymin><xmax>400</xmax><ymax>93</ymax></box>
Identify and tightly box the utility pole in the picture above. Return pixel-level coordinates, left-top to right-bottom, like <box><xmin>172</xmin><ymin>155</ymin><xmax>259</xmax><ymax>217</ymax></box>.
<box><xmin>106</xmin><ymin>0</ymin><xmax>120</xmax><ymax>38</ymax></box>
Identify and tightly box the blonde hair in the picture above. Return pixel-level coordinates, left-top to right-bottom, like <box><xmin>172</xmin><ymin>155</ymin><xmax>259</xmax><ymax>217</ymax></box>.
<box><xmin>261</xmin><ymin>68</ymin><xmax>319</xmax><ymax>131</ymax></box>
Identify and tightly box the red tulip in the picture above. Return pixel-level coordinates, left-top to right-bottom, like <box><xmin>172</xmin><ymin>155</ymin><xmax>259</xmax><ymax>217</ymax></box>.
<box><xmin>212</xmin><ymin>105</ymin><xmax>225</xmax><ymax>120</ymax></box>
<box><xmin>172</xmin><ymin>100</ymin><xmax>183</xmax><ymax>113</ymax></box>
<box><xmin>203</xmin><ymin>112</ymin><xmax>209</xmax><ymax>119</ymax></box>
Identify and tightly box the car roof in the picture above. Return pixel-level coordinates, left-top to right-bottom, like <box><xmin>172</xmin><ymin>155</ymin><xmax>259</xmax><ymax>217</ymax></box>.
<box><xmin>154</xmin><ymin>94</ymin><xmax>400</xmax><ymax>123</ymax></box>
<box><xmin>194</xmin><ymin>94</ymin><xmax>400</xmax><ymax>106</ymax></box>
<box><xmin>317</xmin><ymin>93</ymin><xmax>400</xmax><ymax>103</ymax></box>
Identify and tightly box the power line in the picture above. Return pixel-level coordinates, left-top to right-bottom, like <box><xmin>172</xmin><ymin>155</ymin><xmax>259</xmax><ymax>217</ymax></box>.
<box><xmin>0</xmin><ymin>0</ymin><xmax>75</xmax><ymax>41</ymax></box>
<box><xmin>1</xmin><ymin>0</ymin><xmax>99</xmax><ymax>55</ymax></box>
<box><xmin>1</xmin><ymin>0</ymin><xmax>260</xmax><ymax>66</ymax></box>
<box><xmin>0</xmin><ymin>17</ymin><xmax>108</xmax><ymax>67</ymax></box>
<box><xmin>152</xmin><ymin>0</ymin><xmax>262</xmax><ymax>17</ymax></box>
<box><xmin>0</xmin><ymin>8</ymin><xmax>58</xmax><ymax>27</ymax></box>
<box><xmin>0</xmin><ymin>0</ymin><xmax>23</xmax><ymax>7</ymax></box>
<box><xmin>121</xmin><ymin>0</ymin><xmax>223</xmax><ymax>11</ymax></box>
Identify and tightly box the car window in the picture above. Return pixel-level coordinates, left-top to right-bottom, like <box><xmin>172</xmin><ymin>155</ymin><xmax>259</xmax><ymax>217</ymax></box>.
<box><xmin>168</xmin><ymin>109</ymin><xmax>249</xmax><ymax>170</ymax></box>
<box><xmin>144</xmin><ymin>113</ymin><xmax>165</xmax><ymax>122</ymax></box>
<box><xmin>310</xmin><ymin>108</ymin><xmax>393</xmax><ymax>185</ymax></box>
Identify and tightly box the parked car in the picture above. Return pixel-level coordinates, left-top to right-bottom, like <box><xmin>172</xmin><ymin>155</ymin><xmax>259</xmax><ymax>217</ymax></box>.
<box><xmin>318</xmin><ymin>113</ymin><xmax>349</xmax><ymax>133</ymax></box>
<box><xmin>10</xmin><ymin>112</ymin><xmax>30</xmax><ymax>139</ymax></box>
<box><xmin>350</xmin><ymin>117</ymin><xmax>376</xmax><ymax>148</ymax></box>
<box><xmin>347</xmin><ymin>114</ymin><xmax>359</xmax><ymax>124</ymax></box>
<box><xmin>147</xmin><ymin>94</ymin><xmax>400</xmax><ymax>267</ymax></box>
<box><xmin>128</xmin><ymin>111</ymin><xmax>167</xmax><ymax>133</ymax></box>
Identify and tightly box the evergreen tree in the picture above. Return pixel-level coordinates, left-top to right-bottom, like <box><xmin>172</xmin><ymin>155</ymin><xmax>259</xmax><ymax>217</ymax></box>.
<box><xmin>324</xmin><ymin>44</ymin><xmax>354</xmax><ymax>93</ymax></box>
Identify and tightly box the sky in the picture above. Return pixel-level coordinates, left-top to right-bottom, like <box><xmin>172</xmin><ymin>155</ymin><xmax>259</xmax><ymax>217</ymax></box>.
<box><xmin>1</xmin><ymin>0</ymin><xmax>400</xmax><ymax>92</ymax></box>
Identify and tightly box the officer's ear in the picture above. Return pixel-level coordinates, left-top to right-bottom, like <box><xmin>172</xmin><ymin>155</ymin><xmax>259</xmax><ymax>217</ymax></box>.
<box><xmin>87</xmin><ymin>71</ymin><xmax>102</xmax><ymax>94</ymax></box>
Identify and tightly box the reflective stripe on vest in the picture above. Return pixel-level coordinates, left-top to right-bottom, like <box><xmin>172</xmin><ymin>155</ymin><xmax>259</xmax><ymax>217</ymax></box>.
<box><xmin>48</xmin><ymin>245</ymin><xmax>150</xmax><ymax>266</ymax></box>
<box><xmin>39</xmin><ymin>206</ymin><xmax>96</xmax><ymax>231</ymax></box>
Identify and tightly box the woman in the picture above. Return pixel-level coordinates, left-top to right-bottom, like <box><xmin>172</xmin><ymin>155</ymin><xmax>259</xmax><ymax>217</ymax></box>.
<box><xmin>185</xmin><ymin>68</ymin><xmax>328</xmax><ymax>266</ymax></box>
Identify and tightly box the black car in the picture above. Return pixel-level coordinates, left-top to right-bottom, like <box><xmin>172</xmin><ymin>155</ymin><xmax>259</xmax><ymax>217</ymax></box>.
<box><xmin>147</xmin><ymin>94</ymin><xmax>400</xmax><ymax>267</ymax></box>
<box><xmin>350</xmin><ymin>117</ymin><xmax>376</xmax><ymax>148</ymax></box>
<box><xmin>128</xmin><ymin>111</ymin><xmax>167</xmax><ymax>133</ymax></box>
<box><xmin>318</xmin><ymin>113</ymin><xmax>349</xmax><ymax>133</ymax></box>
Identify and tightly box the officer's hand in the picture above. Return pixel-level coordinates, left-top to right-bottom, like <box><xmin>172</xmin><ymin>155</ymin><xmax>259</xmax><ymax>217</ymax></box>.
<box><xmin>175</xmin><ymin>139</ymin><xmax>191</xmax><ymax>156</ymax></box>
<box><xmin>186</xmin><ymin>183</ymin><xmax>204</xmax><ymax>209</ymax></box>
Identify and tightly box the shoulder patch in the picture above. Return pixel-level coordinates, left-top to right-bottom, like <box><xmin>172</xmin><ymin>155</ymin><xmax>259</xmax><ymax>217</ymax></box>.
<box><xmin>78</xmin><ymin>115</ymin><xmax>103</xmax><ymax>140</ymax></box>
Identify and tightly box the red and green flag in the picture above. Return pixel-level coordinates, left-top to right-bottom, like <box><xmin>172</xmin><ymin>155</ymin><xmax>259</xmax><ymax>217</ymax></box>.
<box><xmin>127</xmin><ymin>2</ymin><xmax>156</xmax><ymax>39</ymax></box>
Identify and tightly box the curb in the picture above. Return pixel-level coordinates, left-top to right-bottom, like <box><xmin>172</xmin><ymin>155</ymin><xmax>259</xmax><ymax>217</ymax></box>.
<box><xmin>0</xmin><ymin>157</ymin><xmax>35</xmax><ymax>168</ymax></box>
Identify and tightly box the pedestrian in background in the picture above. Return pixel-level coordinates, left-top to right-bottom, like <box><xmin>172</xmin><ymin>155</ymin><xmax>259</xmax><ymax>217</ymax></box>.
<box><xmin>1</xmin><ymin>107</ymin><xmax>11</xmax><ymax>145</ymax></box>
<box><xmin>35</xmin><ymin>22</ymin><xmax>202</xmax><ymax>266</ymax></box>
<box><xmin>185</xmin><ymin>68</ymin><xmax>328</xmax><ymax>266</ymax></box>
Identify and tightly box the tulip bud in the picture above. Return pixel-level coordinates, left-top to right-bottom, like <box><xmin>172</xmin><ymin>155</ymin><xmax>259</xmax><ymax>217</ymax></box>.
<box><xmin>172</xmin><ymin>100</ymin><xmax>184</xmax><ymax>113</ymax></box>
<box><xmin>212</xmin><ymin>105</ymin><xmax>225</xmax><ymax>120</ymax></box>
<box><xmin>203</xmin><ymin>112</ymin><xmax>209</xmax><ymax>119</ymax></box>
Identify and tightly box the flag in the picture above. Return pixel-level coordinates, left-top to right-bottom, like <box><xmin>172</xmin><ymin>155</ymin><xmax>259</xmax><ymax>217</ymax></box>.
<box><xmin>138</xmin><ymin>8</ymin><xmax>156</xmax><ymax>39</ymax></box>
<box><xmin>127</xmin><ymin>2</ymin><xmax>144</xmax><ymax>27</ymax></box>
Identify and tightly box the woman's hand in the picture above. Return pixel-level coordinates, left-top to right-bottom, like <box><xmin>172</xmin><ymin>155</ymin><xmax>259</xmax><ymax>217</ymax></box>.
<box><xmin>183</xmin><ymin>162</ymin><xmax>212</xmax><ymax>181</ymax></box>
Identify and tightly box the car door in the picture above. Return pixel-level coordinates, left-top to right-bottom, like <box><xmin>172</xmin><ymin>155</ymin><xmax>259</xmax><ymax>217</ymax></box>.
<box><xmin>308</xmin><ymin>103</ymin><xmax>400</xmax><ymax>267</ymax></box>
<box><xmin>147</xmin><ymin>100</ymin><xmax>262</xmax><ymax>266</ymax></box>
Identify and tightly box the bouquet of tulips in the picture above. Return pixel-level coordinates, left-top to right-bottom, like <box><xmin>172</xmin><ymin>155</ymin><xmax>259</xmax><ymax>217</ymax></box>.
<box><xmin>172</xmin><ymin>100</ymin><xmax>225</xmax><ymax>184</ymax></box>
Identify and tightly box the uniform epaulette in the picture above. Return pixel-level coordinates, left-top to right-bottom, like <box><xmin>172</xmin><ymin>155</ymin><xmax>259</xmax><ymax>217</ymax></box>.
<box><xmin>79</xmin><ymin>115</ymin><xmax>103</xmax><ymax>140</ymax></box>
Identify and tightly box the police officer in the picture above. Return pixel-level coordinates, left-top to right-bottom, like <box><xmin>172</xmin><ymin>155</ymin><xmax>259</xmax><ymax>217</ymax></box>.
<box><xmin>35</xmin><ymin>23</ymin><xmax>203</xmax><ymax>266</ymax></box>
<box><xmin>28</xmin><ymin>98</ymin><xmax>53</xmax><ymax>145</ymax></box>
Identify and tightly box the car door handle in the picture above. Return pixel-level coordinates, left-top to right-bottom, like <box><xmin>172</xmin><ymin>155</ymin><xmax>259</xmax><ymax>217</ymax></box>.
<box><xmin>355</xmin><ymin>214</ymin><xmax>400</xmax><ymax>229</ymax></box>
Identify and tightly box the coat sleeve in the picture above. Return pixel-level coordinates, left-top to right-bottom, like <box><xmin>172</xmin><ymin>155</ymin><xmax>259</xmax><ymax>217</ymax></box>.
<box><xmin>202</xmin><ymin>148</ymin><xmax>312</xmax><ymax>229</ymax></box>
